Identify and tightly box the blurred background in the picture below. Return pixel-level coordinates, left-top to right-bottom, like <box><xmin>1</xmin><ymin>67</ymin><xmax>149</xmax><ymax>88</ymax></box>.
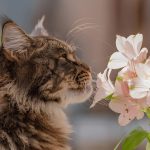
<box><xmin>0</xmin><ymin>0</ymin><xmax>150</xmax><ymax>149</ymax></box>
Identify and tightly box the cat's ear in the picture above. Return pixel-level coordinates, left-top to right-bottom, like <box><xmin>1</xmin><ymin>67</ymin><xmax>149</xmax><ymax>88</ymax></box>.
<box><xmin>1</xmin><ymin>19</ymin><xmax>32</xmax><ymax>62</ymax></box>
<box><xmin>31</xmin><ymin>16</ymin><xmax>49</xmax><ymax>37</ymax></box>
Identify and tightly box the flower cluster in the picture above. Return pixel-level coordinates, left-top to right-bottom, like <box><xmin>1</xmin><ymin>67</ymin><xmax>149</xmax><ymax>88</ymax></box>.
<box><xmin>91</xmin><ymin>34</ymin><xmax>150</xmax><ymax>126</ymax></box>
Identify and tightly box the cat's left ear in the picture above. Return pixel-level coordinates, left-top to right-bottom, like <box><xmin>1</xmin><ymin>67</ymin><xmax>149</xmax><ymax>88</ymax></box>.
<box><xmin>31</xmin><ymin>16</ymin><xmax>49</xmax><ymax>37</ymax></box>
<box><xmin>1</xmin><ymin>20</ymin><xmax>32</xmax><ymax>62</ymax></box>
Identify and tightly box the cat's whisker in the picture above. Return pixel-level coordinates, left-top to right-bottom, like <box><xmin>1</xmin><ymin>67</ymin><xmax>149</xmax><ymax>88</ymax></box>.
<box><xmin>67</xmin><ymin>23</ymin><xmax>100</xmax><ymax>38</ymax></box>
<box><xmin>71</xmin><ymin>17</ymin><xmax>96</xmax><ymax>27</ymax></box>
<box><xmin>98</xmin><ymin>100</ymin><xmax>109</xmax><ymax>107</ymax></box>
<box><xmin>92</xmin><ymin>79</ymin><xmax>96</xmax><ymax>83</ymax></box>
<box><xmin>67</xmin><ymin>26</ymin><xmax>100</xmax><ymax>42</ymax></box>
<box><xmin>67</xmin><ymin>22</ymin><xmax>98</xmax><ymax>36</ymax></box>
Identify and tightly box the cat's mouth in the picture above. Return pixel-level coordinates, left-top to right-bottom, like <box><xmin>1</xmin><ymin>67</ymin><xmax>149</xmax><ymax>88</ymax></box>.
<box><xmin>65</xmin><ymin>80</ymin><xmax>93</xmax><ymax>105</ymax></box>
<box><xmin>71</xmin><ymin>82</ymin><xmax>92</xmax><ymax>92</ymax></box>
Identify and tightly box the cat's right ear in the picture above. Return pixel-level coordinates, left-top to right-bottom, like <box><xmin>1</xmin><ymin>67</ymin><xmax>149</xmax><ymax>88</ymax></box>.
<box><xmin>1</xmin><ymin>18</ymin><xmax>32</xmax><ymax>62</ymax></box>
<box><xmin>31</xmin><ymin>16</ymin><xmax>49</xmax><ymax>37</ymax></box>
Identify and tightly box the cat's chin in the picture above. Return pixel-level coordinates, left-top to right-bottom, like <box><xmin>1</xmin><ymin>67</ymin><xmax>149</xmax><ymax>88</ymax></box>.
<box><xmin>61</xmin><ymin>83</ymin><xmax>93</xmax><ymax>107</ymax></box>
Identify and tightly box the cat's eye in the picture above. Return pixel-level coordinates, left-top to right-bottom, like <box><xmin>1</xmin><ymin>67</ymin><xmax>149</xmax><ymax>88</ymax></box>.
<box><xmin>61</xmin><ymin>53</ymin><xmax>67</xmax><ymax>58</ymax></box>
<box><xmin>57</xmin><ymin>48</ymin><xmax>67</xmax><ymax>58</ymax></box>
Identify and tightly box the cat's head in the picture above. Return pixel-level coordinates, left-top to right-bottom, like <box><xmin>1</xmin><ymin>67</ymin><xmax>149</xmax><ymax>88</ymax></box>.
<box><xmin>1</xmin><ymin>16</ymin><xmax>93</xmax><ymax>109</ymax></box>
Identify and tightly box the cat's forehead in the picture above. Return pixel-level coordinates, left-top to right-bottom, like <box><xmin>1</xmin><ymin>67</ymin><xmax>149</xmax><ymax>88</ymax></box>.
<box><xmin>34</xmin><ymin>36</ymin><xmax>74</xmax><ymax>53</ymax></box>
<box><xmin>49</xmin><ymin>38</ymin><xmax>72</xmax><ymax>51</ymax></box>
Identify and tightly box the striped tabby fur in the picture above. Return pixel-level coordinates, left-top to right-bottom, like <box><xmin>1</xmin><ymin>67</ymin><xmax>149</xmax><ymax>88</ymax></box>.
<box><xmin>0</xmin><ymin>16</ymin><xmax>93</xmax><ymax>150</ymax></box>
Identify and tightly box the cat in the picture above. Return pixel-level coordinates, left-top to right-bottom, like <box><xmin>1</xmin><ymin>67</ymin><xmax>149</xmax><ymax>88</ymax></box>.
<box><xmin>0</xmin><ymin>16</ymin><xmax>93</xmax><ymax>150</ymax></box>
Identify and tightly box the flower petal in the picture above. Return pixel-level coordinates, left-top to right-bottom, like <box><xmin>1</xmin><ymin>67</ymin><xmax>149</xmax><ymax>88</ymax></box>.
<box><xmin>127</xmin><ymin>34</ymin><xmax>143</xmax><ymax>53</ymax></box>
<box><xmin>90</xmin><ymin>88</ymin><xmax>109</xmax><ymax>108</ymax></box>
<box><xmin>130</xmin><ymin>85</ymin><xmax>148</xmax><ymax>99</ymax></box>
<box><xmin>124</xmin><ymin>40</ymin><xmax>136</xmax><ymax>59</ymax></box>
<box><xmin>135</xmin><ymin>63</ymin><xmax>150</xmax><ymax>80</ymax></box>
<box><xmin>136</xmin><ymin>111</ymin><xmax>144</xmax><ymax>120</ymax></box>
<box><xmin>108</xmin><ymin>52</ymin><xmax>128</xmax><ymax>69</ymax></box>
<box><xmin>109</xmin><ymin>99</ymin><xmax>125</xmax><ymax>113</ymax></box>
<box><xmin>116</xmin><ymin>35</ymin><xmax>126</xmax><ymax>53</ymax></box>
<box><xmin>134</xmin><ymin>48</ymin><xmax>148</xmax><ymax>63</ymax></box>
<box><xmin>93</xmin><ymin>88</ymin><xmax>106</xmax><ymax>103</ymax></box>
<box><xmin>134</xmin><ymin>34</ymin><xmax>143</xmax><ymax>52</ymax></box>
<box><xmin>145</xmin><ymin>57</ymin><xmax>150</xmax><ymax>66</ymax></box>
<box><xmin>118</xmin><ymin>113</ymin><xmax>133</xmax><ymax>126</ymax></box>
<box><xmin>146</xmin><ymin>92</ymin><xmax>150</xmax><ymax>106</ymax></box>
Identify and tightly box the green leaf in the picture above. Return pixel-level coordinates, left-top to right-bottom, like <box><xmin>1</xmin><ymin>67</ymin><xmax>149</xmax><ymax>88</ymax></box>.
<box><xmin>122</xmin><ymin>127</ymin><xmax>148</xmax><ymax>150</ymax></box>
<box><xmin>105</xmin><ymin>93</ymin><xmax>114</xmax><ymax>101</ymax></box>
<box><xmin>116</xmin><ymin>76</ymin><xmax>123</xmax><ymax>81</ymax></box>
<box><xmin>146</xmin><ymin>142</ymin><xmax>150</xmax><ymax>150</ymax></box>
<box><xmin>147</xmin><ymin>133</ymin><xmax>150</xmax><ymax>142</ymax></box>
<box><xmin>144</xmin><ymin>108</ymin><xmax>150</xmax><ymax>118</ymax></box>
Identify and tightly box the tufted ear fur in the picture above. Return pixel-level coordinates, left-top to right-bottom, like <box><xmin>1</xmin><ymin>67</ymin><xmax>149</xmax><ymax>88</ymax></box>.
<box><xmin>31</xmin><ymin>16</ymin><xmax>49</xmax><ymax>37</ymax></box>
<box><xmin>1</xmin><ymin>20</ymin><xmax>32</xmax><ymax>62</ymax></box>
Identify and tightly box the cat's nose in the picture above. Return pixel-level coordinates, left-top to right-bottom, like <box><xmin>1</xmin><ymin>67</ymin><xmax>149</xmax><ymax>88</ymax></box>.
<box><xmin>80</xmin><ymin>62</ymin><xmax>91</xmax><ymax>72</ymax></box>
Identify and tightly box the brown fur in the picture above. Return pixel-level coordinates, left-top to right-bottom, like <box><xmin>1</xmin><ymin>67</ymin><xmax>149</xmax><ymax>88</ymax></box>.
<box><xmin>0</xmin><ymin>16</ymin><xmax>93</xmax><ymax>150</ymax></box>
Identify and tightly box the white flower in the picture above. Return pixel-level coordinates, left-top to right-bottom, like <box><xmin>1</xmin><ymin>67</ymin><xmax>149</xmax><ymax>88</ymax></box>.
<box><xmin>90</xmin><ymin>69</ymin><xmax>114</xmax><ymax>108</ymax></box>
<box><xmin>92</xmin><ymin>33</ymin><xmax>150</xmax><ymax>126</ymax></box>
<box><xmin>130</xmin><ymin>63</ymin><xmax>150</xmax><ymax>99</ymax></box>
<box><xmin>108</xmin><ymin>34</ymin><xmax>148</xmax><ymax>69</ymax></box>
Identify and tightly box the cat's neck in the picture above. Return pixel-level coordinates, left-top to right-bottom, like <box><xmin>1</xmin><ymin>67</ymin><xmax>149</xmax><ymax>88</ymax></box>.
<box><xmin>0</xmin><ymin>64</ymin><xmax>72</xmax><ymax>142</ymax></box>
<box><xmin>0</xmin><ymin>94</ymin><xmax>72</xmax><ymax>150</ymax></box>
<box><xmin>0</xmin><ymin>82</ymin><xmax>72</xmax><ymax>135</ymax></box>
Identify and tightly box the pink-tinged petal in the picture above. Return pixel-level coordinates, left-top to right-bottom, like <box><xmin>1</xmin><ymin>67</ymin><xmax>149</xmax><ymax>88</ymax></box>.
<box><xmin>134</xmin><ymin>48</ymin><xmax>148</xmax><ymax>63</ymax></box>
<box><xmin>121</xmin><ymin>81</ymin><xmax>129</xmax><ymax>96</ymax></box>
<box><xmin>109</xmin><ymin>99</ymin><xmax>125</xmax><ymax>113</ymax></box>
<box><xmin>118</xmin><ymin>66</ymin><xmax>137</xmax><ymax>80</ymax></box>
<box><xmin>128</xmin><ymin>104</ymin><xmax>144</xmax><ymax>120</ymax></box>
<box><xmin>146</xmin><ymin>57</ymin><xmax>150</xmax><ymax>66</ymax></box>
<box><xmin>136</xmin><ymin>111</ymin><xmax>144</xmax><ymax>120</ymax></box>
<box><xmin>115</xmin><ymin>79</ymin><xmax>129</xmax><ymax>96</ymax></box>
<box><xmin>128</xmin><ymin>106</ymin><xmax>139</xmax><ymax>119</ymax></box>
<box><xmin>124</xmin><ymin>40</ymin><xmax>136</xmax><ymax>59</ymax></box>
<box><xmin>118</xmin><ymin>105</ymin><xmax>144</xmax><ymax>126</ymax></box>
<box><xmin>146</xmin><ymin>92</ymin><xmax>150</xmax><ymax>106</ymax></box>
<box><xmin>108</xmin><ymin>52</ymin><xmax>128</xmax><ymax>69</ymax></box>
<box><xmin>115</xmin><ymin>80</ymin><xmax>123</xmax><ymax>95</ymax></box>
<box><xmin>135</xmin><ymin>98</ymin><xmax>148</xmax><ymax>108</ymax></box>
<box><xmin>118</xmin><ymin>113</ymin><xmax>133</xmax><ymax>126</ymax></box>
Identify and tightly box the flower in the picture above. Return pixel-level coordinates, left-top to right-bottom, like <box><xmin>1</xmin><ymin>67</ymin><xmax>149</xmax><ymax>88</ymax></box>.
<box><xmin>90</xmin><ymin>68</ymin><xmax>114</xmax><ymax>108</ymax></box>
<box><xmin>109</xmin><ymin>79</ymin><xmax>146</xmax><ymax>126</ymax></box>
<box><xmin>92</xmin><ymin>33</ymin><xmax>150</xmax><ymax>126</ymax></box>
<box><xmin>130</xmin><ymin>63</ymin><xmax>150</xmax><ymax>99</ymax></box>
<box><xmin>108</xmin><ymin>34</ymin><xmax>148</xmax><ymax>69</ymax></box>
<box><xmin>109</xmin><ymin>98</ymin><xmax>145</xmax><ymax>126</ymax></box>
